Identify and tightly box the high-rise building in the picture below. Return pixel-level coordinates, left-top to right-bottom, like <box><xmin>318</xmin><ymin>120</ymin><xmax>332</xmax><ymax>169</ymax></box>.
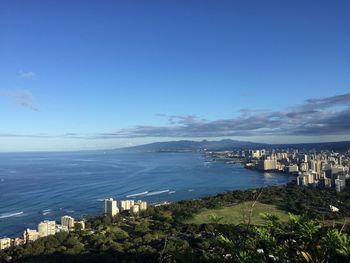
<box><xmin>61</xmin><ymin>215</ymin><xmax>75</xmax><ymax>229</ymax></box>
<box><xmin>297</xmin><ymin>174</ymin><xmax>308</xmax><ymax>186</ymax></box>
<box><xmin>104</xmin><ymin>198</ymin><xmax>119</xmax><ymax>216</ymax></box>
<box><xmin>38</xmin><ymin>220</ymin><xmax>56</xmax><ymax>237</ymax></box>
<box><xmin>300</xmin><ymin>162</ymin><xmax>309</xmax><ymax>172</ymax></box>
<box><xmin>338</xmin><ymin>156</ymin><xmax>343</xmax><ymax>166</ymax></box>
<box><xmin>136</xmin><ymin>200</ymin><xmax>148</xmax><ymax>211</ymax></box>
<box><xmin>303</xmin><ymin>154</ymin><xmax>308</xmax><ymax>163</ymax></box>
<box><xmin>258</xmin><ymin>159</ymin><xmax>277</xmax><ymax>171</ymax></box>
<box><xmin>0</xmin><ymin>238</ymin><xmax>11</xmax><ymax>250</ymax></box>
<box><xmin>23</xmin><ymin>229</ymin><xmax>40</xmax><ymax>243</ymax></box>
<box><xmin>120</xmin><ymin>200</ymin><xmax>135</xmax><ymax>211</ymax></box>
<box><xmin>335</xmin><ymin>176</ymin><xmax>346</xmax><ymax>192</ymax></box>
<box><xmin>297</xmin><ymin>172</ymin><xmax>314</xmax><ymax>186</ymax></box>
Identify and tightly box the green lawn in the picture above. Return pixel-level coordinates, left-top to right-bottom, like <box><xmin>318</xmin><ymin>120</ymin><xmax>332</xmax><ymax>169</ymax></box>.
<box><xmin>185</xmin><ymin>201</ymin><xmax>290</xmax><ymax>225</ymax></box>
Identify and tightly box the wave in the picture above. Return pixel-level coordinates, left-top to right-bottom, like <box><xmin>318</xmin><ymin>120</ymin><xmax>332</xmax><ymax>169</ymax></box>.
<box><xmin>0</xmin><ymin>211</ymin><xmax>24</xmax><ymax>219</ymax></box>
<box><xmin>42</xmin><ymin>209</ymin><xmax>52</xmax><ymax>215</ymax></box>
<box><xmin>169</xmin><ymin>190</ymin><xmax>176</xmax><ymax>194</ymax></box>
<box><xmin>146</xmin><ymin>190</ymin><xmax>170</xmax><ymax>196</ymax></box>
<box><xmin>96</xmin><ymin>199</ymin><xmax>104</xmax><ymax>202</ymax></box>
<box><xmin>126</xmin><ymin>191</ymin><xmax>148</xmax><ymax>198</ymax></box>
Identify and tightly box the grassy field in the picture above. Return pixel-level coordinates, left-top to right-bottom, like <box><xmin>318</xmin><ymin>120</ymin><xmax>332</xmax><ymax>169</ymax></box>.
<box><xmin>185</xmin><ymin>201</ymin><xmax>290</xmax><ymax>225</ymax></box>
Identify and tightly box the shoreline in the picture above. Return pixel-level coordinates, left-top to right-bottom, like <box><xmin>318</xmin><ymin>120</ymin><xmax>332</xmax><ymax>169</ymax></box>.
<box><xmin>0</xmin><ymin>152</ymin><xmax>294</xmax><ymax>238</ymax></box>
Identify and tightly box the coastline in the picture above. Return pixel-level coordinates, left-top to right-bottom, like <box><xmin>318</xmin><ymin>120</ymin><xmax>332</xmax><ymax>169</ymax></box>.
<box><xmin>0</xmin><ymin>151</ymin><xmax>293</xmax><ymax>238</ymax></box>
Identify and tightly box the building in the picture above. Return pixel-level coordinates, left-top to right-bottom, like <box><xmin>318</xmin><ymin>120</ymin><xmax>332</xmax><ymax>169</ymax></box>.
<box><xmin>297</xmin><ymin>174</ymin><xmax>308</xmax><ymax>186</ymax></box>
<box><xmin>286</xmin><ymin>165</ymin><xmax>299</xmax><ymax>174</ymax></box>
<box><xmin>258</xmin><ymin>159</ymin><xmax>277</xmax><ymax>171</ymax></box>
<box><xmin>38</xmin><ymin>220</ymin><xmax>56</xmax><ymax>237</ymax></box>
<box><xmin>12</xmin><ymin>238</ymin><xmax>24</xmax><ymax>247</ymax></box>
<box><xmin>0</xmin><ymin>238</ymin><xmax>11</xmax><ymax>250</ymax></box>
<box><xmin>120</xmin><ymin>200</ymin><xmax>135</xmax><ymax>211</ymax></box>
<box><xmin>335</xmin><ymin>176</ymin><xmax>346</xmax><ymax>192</ymax></box>
<box><xmin>136</xmin><ymin>200</ymin><xmax>147</xmax><ymax>211</ymax></box>
<box><xmin>251</xmin><ymin>150</ymin><xmax>260</xmax><ymax>158</ymax></box>
<box><xmin>23</xmin><ymin>229</ymin><xmax>40</xmax><ymax>243</ymax></box>
<box><xmin>297</xmin><ymin>172</ymin><xmax>315</xmax><ymax>186</ymax></box>
<box><xmin>131</xmin><ymin>204</ymin><xmax>140</xmax><ymax>214</ymax></box>
<box><xmin>104</xmin><ymin>198</ymin><xmax>119</xmax><ymax>216</ymax></box>
<box><xmin>300</xmin><ymin>162</ymin><xmax>309</xmax><ymax>172</ymax></box>
<box><xmin>310</xmin><ymin>160</ymin><xmax>321</xmax><ymax>175</ymax></box>
<box><xmin>61</xmin><ymin>215</ymin><xmax>75</xmax><ymax>229</ymax></box>
<box><xmin>338</xmin><ymin>156</ymin><xmax>343</xmax><ymax>166</ymax></box>
<box><xmin>55</xmin><ymin>224</ymin><xmax>69</xmax><ymax>233</ymax></box>
<box><xmin>303</xmin><ymin>154</ymin><xmax>308</xmax><ymax>163</ymax></box>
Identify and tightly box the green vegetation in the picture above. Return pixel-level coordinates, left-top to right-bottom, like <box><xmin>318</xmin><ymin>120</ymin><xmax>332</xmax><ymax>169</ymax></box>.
<box><xmin>186</xmin><ymin>201</ymin><xmax>290</xmax><ymax>225</ymax></box>
<box><xmin>1</xmin><ymin>182</ymin><xmax>350</xmax><ymax>262</ymax></box>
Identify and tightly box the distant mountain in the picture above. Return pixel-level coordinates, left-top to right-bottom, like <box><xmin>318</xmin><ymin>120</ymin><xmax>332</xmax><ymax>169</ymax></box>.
<box><xmin>123</xmin><ymin>139</ymin><xmax>350</xmax><ymax>152</ymax></box>
<box><xmin>124</xmin><ymin>139</ymin><xmax>266</xmax><ymax>152</ymax></box>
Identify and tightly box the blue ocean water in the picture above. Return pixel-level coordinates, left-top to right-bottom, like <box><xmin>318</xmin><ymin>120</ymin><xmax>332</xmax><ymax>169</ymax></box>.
<box><xmin>0</xmin><ymin>151</ymin><xmax>293</xmax><ymax>237</ymax></box>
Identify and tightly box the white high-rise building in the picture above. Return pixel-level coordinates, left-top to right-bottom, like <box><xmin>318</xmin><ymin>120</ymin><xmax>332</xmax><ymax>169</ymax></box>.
<box><xmin>38</xmin><ymin>220</ymin><xmax>56</xmax><ymax>237</ymax></box>
<box><xmin>136</xmin><ymin>200</ymin><xmax>148</xmax><ymax>211</ymax></box>
<box><xmin>61</xmin><ymin>215</ymin><xmax>75</xmax><ymax>229</ymax></box>
<box><xmin>120</xmin><ymin>200</ymin><xmax>135</xmax><ymax>211</ymax></box>
<box><xmin>104</xmin><ymin>198</ymin><xmax>119</xmax><ymax>216</ymax></box>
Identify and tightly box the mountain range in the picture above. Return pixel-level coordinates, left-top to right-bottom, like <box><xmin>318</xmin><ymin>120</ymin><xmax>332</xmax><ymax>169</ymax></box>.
<box><xmin>124</xmin><ymin>139</ymin><xmax>350</xmax><ymax>152</ymax></box>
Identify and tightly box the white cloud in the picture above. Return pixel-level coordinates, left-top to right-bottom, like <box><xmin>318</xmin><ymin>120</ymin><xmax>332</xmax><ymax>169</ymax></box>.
<box><xmin>18</xmin><ymin>70</ymin><xmax>36</xmax><ymax>79</ymax></box>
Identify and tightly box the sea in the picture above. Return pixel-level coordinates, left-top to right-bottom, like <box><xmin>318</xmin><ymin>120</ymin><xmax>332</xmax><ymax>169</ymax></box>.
<box><xmin>0</xmin><ymin>150</ymin><xmax>294</xmax><ymax>237</ymax></box>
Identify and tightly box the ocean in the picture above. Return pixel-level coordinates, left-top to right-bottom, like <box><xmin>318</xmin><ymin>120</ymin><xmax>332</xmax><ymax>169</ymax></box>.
<box><xmin>0</xmin><ymin>150</ymin><xmax>293</xmax><ymax>237</ymax></box>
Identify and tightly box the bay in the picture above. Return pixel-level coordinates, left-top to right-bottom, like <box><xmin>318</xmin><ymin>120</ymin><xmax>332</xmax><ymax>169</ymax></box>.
<box><xmin>0</xmin><ymin>150</ymin><xmax>293</xmax><ymax>237</ymax></box>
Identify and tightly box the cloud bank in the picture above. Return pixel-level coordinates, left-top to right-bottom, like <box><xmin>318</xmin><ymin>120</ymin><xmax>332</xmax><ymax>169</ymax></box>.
<box><xmin>94</xmin><ymin>92</ymin><xmax>350</xmax><ymax>139</ymax></box>
<box><xmin>0</xmin><ymin>93</ymin><xmax>349</xmax><ymax>140</ymax></box>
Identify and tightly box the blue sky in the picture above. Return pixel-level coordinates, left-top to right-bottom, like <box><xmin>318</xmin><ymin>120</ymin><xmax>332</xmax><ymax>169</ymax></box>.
<box><xmin>1</xmin><ymin>0</ymin><xmax>350</xmax><ymax>151</ymax></box>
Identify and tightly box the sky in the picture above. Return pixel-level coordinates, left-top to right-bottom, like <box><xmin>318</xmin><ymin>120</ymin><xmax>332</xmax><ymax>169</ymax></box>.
<box><xmin>0</xmin><ymin>0</ymin><xmax>350</xmax><ymax>152</ymax></box>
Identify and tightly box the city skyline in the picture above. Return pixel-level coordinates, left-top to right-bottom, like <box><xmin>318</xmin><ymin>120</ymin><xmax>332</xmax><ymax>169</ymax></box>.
<box><xmin>1</xmin><ymin>0</ymin><xmax>350</xmax><ymax>151</ymax></box>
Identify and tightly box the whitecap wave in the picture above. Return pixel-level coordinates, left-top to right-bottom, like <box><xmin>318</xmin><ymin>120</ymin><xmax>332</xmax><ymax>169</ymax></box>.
<box><xmin>169</xmin><ymin>191</ymin><xmax>176</xmax><ymax>194</ymax></box>
<box><xmin>146</xmin><ymin>190</ymin><xmax>170</xmax><ymax>196</ymax></box>
<box><xmin>0</xmin><ymin>211</ymin><xmax>24</xmax><ymax>219</ymax></box>
<box><xmin>126</xmin><ymin>191</ymin><xmax>148</xmax><ymax>198</ymax></box>
<box><xmin>42</xmin><ymin>209</ymin><xmax>52</xmax><ymax>215</ymax></box>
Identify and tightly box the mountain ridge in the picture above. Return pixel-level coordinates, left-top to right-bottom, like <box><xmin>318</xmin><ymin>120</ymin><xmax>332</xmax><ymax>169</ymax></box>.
<box><xmin>123</xmin><ymin>139</ymin><xmax>350</xmax><ymax>152</ymax></box>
